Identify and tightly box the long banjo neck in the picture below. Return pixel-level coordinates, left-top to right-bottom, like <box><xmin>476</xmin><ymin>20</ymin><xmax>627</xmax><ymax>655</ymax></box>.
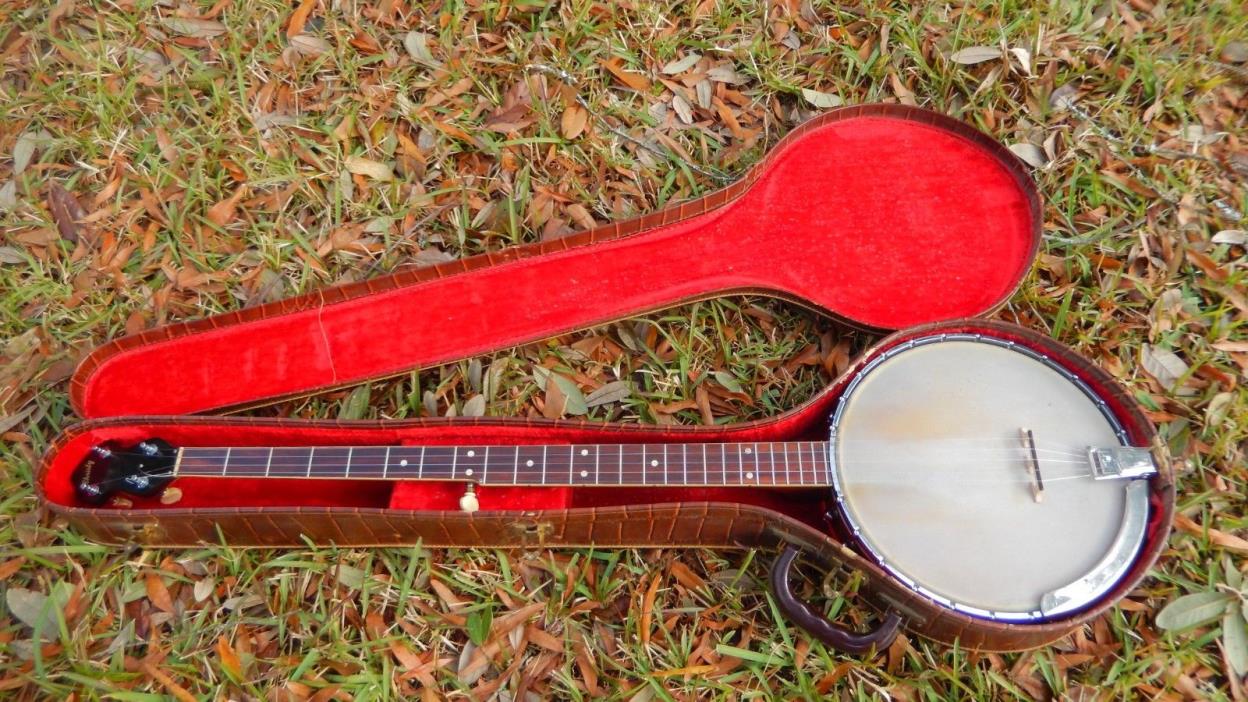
<box><xmin>74</xmin><ymin>439</ymin><xmax>835</xmax><ymax>506</ymax></box>
<box><xmin>174</xmin><ymin>441</ymin><xmax>831</xmax><ymax>487</ymax></box>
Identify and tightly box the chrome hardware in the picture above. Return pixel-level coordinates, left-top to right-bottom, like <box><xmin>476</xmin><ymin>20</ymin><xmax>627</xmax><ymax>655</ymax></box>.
<box><xmin>1040</xmin><ymin>480</ymin><xmax>1150</xmax><ymax>617</ymax></box>
<box><xmin>1088</xmin><ymin>447</ymin><xmax>1157</xmax><ymax>480</ymax></box>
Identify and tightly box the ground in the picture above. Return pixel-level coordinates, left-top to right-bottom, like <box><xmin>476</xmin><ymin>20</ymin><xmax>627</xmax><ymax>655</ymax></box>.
<box><xmin>1</xmin><ymin>0</ymin><xmax>1247</xmax><ymax>699</ymax></box>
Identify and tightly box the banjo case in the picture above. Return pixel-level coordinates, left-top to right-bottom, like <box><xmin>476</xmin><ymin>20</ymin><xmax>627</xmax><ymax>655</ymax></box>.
<box><xmin>36</xmin><ymin>104</ymin><xmax>1174</xmax><ymax>653</ymax></box>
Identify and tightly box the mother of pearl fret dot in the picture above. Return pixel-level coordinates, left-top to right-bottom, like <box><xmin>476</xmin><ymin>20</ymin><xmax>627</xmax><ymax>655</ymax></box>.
<box><xmin>650</xmin><ymin>459</ymin><xmax>659</xmax><ymax>467</ymax></box>
<box><xmin>467</xmin><ymin>450</ymin><xmax>475</xmax><ymax>457</ymax></box>
<box><xmin>465</xmin><ymin>469</ymin><xmax>474</xmax><ymax>476</ymax></box>
<box><xmin>746</xmin><ymin>472</ymin><xmax>754</xmax><ymax>479</ymax></box>
<box><xmin>526</xmin><ymin>460</ymin><xmax>534</xmax><ymax>467</ymax></box>
<box><xmin>744</xmin><ymin>448</ymin><xmax>753</xmax><ymax>454</ymax></box>
<box><xmin>580</xmin><ymin>470</ymin><xmax>588</xmax><ymax>477</ymax></box>
<box><xmin>400</xmin><ymin>459</ymin><xmax>408</xmax><ymax>466</ymax></box>
<box><xmin>580</xmin><ymin>449</ymin><xmax>589</xmax><ymax>456</ymax></box>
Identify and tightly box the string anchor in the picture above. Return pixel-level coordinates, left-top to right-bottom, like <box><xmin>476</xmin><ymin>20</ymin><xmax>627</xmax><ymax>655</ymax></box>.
<box><xmin>459</xmin><ymin>484</ymin><xmax>480</xmax><ymax>513</ymax></box>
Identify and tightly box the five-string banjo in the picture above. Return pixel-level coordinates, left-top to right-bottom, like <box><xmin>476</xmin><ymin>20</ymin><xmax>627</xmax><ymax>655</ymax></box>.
<box><xmin>72</xmin><ymin>332</ymin><xmax>1158</xmax><ymax>622</ymax></box>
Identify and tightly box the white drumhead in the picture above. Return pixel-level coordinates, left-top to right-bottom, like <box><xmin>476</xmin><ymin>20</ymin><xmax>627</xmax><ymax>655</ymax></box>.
<box><xmin>832</xmin><ymin>336</ymin><xmax>1128</xmax><ymax>619</ymax></box>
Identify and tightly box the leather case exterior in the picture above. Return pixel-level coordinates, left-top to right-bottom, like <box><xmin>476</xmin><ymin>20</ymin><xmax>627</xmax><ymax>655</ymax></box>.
<box><xmin>38</xmin><ymin>105</ymin><xmax>1173</xmax><ymax>652</ymax></box>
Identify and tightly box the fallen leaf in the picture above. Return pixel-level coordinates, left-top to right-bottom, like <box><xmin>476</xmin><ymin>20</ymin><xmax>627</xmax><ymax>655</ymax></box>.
<box><xmin>672</xmin><ymin>94</ymin><xmax>694</xmax><ymax>124</ymax></box>
<box><xmin>216</xmin><ymin>635</ymin><xmax>244</xmax><ymax>679</ymax></box>
<box><xmin>205</xmin><ymin>185</ymin><xmax>246</xmax><ymax>227</ymax></box>
<box><xmin>146</xmin><ymin>572</ymin><xmax>175</xmax><ymax>613</ymax></box>
<box><xmin>286</xmin><ymin>0</ymin><xmax>317</xmax><ymax>38</ymax></box>
<box><xmin>949</xmin><ymin>45</ymin><xmax>1001</xmax><ymax>65</ymax></box>
<box><xmin>1009</xmin><ymin>143</ymin><xmax>1048</xmax><ymax>168</ymax></box>
<box><xmin>1212</xmin><ymin>230</ymin><xmax>1246</xmax><ymax>245</ymax></box>
<box><xmin>46</xmin><ymin>181</ymin><xmax>87</xmax><ymax>243</ymax></box>
<box><xmin>0</xmin><ymin>180</ymin><xmax>16</xmax><ymax>210</ymax></box>
<box><xmin>561</xmin><ymin>104</ymin><xmax>588</xmax><ymax>139</ymax></box>
<box><xmin>290</xmin><ymin>34</ymin><xmax>332</xmax><ymax>56</ymax></box>
<box><xmin>662</xmin><ymin>53</ymin><xmax>701</xmax><ymax>75</ymax></box>
<box><xmin>161</xmin><ymin>17</ymin><xmax>227</xmax><ymax>38</ymax></box>
<box><xmin>585</xmin><ymin>380</ymin><xmax>630</xmax><ymax>407</ymax></box>
<box><xmin>600</xmin><ymin>57</ymin><xmax>650</xmax><ymax>91</ymax></box>
<box><xmin>404</xmin><ymin>31</ymin><xmax>439</xmax><ymax>66</ymax></box>
<box><xmin>344</xmin><ymin>156</ymin><xmax>393</xmax><ymax>181</ymax></box>
<box><xmin>13</xmin><ymin>132</ymin><xmax>42</xmax><ymax>175</ymax></box>
<box><xmin>1140</xmin><ymin>344</ymin><xmax>1189</xmax><ymax>391</ymax></box>
<box><xmin>462</xmin><ymin>394</ymin><xmax>486</xmax><ymax>417</ymax></box>
<box><xmin>800</xmin><ymin>88</ymin><xmax>842</xmax><ymax>108</ymax></box>
<box><xmin>160</xmin><ymin>487</ymin><xmax>183</xmax><ymax>505</ymax></box>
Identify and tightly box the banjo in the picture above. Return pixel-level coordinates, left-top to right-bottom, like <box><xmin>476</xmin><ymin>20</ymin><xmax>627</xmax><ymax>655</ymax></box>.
<box><xmin>72</xmin><ymin>332</ymin><xmax>1158</xmax><ymax>623</ymax></box>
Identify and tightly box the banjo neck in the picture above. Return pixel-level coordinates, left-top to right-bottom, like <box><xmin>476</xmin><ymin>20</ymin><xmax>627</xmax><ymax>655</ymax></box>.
<box><xmin>173</xmin><ymin>441</ymin><xmax>833</xmax><ymax>488</ymax></box>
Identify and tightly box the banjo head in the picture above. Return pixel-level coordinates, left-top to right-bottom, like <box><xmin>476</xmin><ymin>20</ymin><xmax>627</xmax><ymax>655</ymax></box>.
<box><xmin>831</xmin><ymin>334</ymin><xmax>1144</xmax><ymax>622</ymax></box>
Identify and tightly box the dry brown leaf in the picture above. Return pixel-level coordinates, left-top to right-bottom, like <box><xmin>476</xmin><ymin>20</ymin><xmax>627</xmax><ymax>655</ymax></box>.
<box><xmin>145</xmin><ymin>572</ymin><xmax>175</xmax><ymax>613</ymax></box>
<box><xmin>290</xmin><ymin>34</ymin><xmax>333</xmax><ymax>56</ymax></box>
<box><xmin>141</xmin><ymin>662</ymin><xmax>198</xmax><ymax>702</ymax></box>
<box><xmin>600</xmin><ymin>57</ymin><xmax>650</xmax><ymax>91</ymax></box>
<box><xmin>639</xmin><ymin>572</ymin><xmax>661</xmax><ymax>644</ymax></box>
<box><xmin>1174</xmin><ymin>513</ymin><xmax>1248</xmax><ymax>554</ymax></box>
<box><xmin>561</xmin><ymin>104</ymin><xmax>588</xmax><ymax>139</ymax></box>
<box><xmin>216</xmin><ymin>634</ymin><xmax>245</xmax><ymax>679</ymax></box>
<box><xmin>206</xmin><ymin>185</ymin><xmax>246</xmax><ymax>227</ymax></box>
<box><xmin>344</xmin><ymin>156</ymin><xmax>393</xmax><ymax>181</ymax></box>
<box><xmin>46</xmin><ymin>182</ymin><xmax>87</xmax><ymax>243</ymax></box>
<box><xmin>161</xmin><ymin>17</ymin><xmax>227</xmax><ymax>38</ymax></box>
<box><xmin>286</xmin><ymin>0</ymin><xmax>317</xmax><ymax>38</ymax></box>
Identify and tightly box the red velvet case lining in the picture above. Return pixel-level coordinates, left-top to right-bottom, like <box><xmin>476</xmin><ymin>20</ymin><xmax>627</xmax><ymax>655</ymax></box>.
<box><xmin>73</xmin><ymin>109</ymin><xmax>1039</xmax><ymax>419</ymax></box>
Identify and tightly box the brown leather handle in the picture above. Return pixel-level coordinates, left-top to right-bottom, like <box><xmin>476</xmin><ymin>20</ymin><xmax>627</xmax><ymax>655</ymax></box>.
<box><xmin>770</xmin><ymin>545</ymin><xmax>903</xmax><ymax>655</ymax></box>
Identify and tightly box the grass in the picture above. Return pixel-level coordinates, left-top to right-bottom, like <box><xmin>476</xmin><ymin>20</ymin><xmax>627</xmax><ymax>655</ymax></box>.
<box><xmin>2</xmin><ymin>0</ymin><xmax>1247</xmax><ymax>698</ymax></box>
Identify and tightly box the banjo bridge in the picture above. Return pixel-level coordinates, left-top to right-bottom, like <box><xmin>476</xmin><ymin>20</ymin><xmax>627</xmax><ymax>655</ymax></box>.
<box><xmin>1088</xmin><ymin>447</ymin><xmax>1157</xmax><ymax>480</ymax></box>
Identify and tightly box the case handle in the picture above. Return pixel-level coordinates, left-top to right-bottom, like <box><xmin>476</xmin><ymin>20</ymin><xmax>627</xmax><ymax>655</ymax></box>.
<box><xmin>769</xmin><ymin>545</ymin><xmax>904</xmax><ymax>655</ymax></box>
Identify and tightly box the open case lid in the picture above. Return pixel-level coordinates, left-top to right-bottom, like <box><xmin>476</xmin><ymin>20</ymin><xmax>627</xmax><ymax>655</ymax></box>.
<box><xmin>71</xmin><ymin>104</ymin><xmax>1041</xmax><ymax>419</ymax></box>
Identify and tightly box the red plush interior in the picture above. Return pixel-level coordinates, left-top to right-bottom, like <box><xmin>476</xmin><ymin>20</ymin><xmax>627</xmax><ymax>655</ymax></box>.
<box><xmin>77</xmin><ymin>112</ymin><xmax>1038</xmax><ymax>418</ymax></box>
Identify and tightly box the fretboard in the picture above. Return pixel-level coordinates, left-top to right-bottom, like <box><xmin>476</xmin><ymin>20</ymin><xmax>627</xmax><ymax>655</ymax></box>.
<box><xmin>175</xmin><ymin>442</ymin><xmax>832</xmax><ymax>488</ymax></box>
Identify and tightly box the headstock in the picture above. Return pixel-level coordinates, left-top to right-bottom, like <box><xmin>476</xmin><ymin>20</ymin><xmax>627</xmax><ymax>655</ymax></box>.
<box><xmin>72</xmin><ymin>439</ymin><xmax>177</xmax><ymax>505</ymax></box>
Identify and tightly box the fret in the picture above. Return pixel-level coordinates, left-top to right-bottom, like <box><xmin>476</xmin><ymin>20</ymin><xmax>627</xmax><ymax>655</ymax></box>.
<box><xmin>782</xmin><ymin>444</ymin><xmax>790</xmax><ymax>485</ymax></box>
<box><xmin>482</xmin><ymin>446</ymin><xmax>490</xmax><ymax>484</ymax></box>
<box><xmin>795</xmin><ymin>443</ymin><xmax>804</xmax><ymax>485</ymax></box>
<box><xmin>594</xmin><ymin>445</ymin><xmax>600</xmax><ymax>485</ymax></box>
<box><xmin>618</xmin><ymin>444</ymin><xmax>624</xmax><ymax>486</ymax></box>
<box><xmin>569</xmin><ymin>445</ymin><xmax>577</xmax><ymax>484</ymax></box>
<box><xmin>512</xmin><ymin>446</ymin><xmax>519</xmax><ymax>484</ymax></box>
<box><xmin>769</xmin><ymin>442</ymin><xmax>777</xmax><ymax>486</ymax></box>
<box><xmin>663</xmin><ymin>445</ymin><xmax>669</xmax><ymax>485</ymax></box>
<box><xmin>450</xmin><ymin>447</ymin><xmax>458</xmax><ymax>480</ymax></box>
<box><xmin>264</xmin><ymin>448</ymin><xmax>273</xmax><ymax>477</ymax></box>
<box><xmin>641</xmin><ymin>445</ymin><xmax>646</xmax><ymax>484</ymax></box>
<box><xmin>682</xmin><ymin>444</ymin><xmax>688</xmax><ymax>485</ymax></box>
<box><xmin>728</xmin><ymin>439</ymin><xmax>738</xmax><ymax>484</ymax></box>
<box><xmin>701</xmin><ymin>444</ymin><xmax>709</xmax><ymax>485</ymax></box>
<box><xmin>222</xmin><ymin>447</ymin><xmax>232</xmax><ymax>476</ymax></box>
<box><xmin>752</xmin><ymin>443</ymin><xmax>760</xmax><ymax>484</ymax></box>
<box><xmin>542</xmin><ymin>445</ymin><xmax>547</xmax><ymax>485</ymax></box>
<box><xmin>383</xmin><ymin>446</ymin><xmax>391</xmax><ymax>478</ymax></box>
<box><xmin>305</xmin><ymin>448</ymin><xmax>314</xmax><ymax>477</ymax></box>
